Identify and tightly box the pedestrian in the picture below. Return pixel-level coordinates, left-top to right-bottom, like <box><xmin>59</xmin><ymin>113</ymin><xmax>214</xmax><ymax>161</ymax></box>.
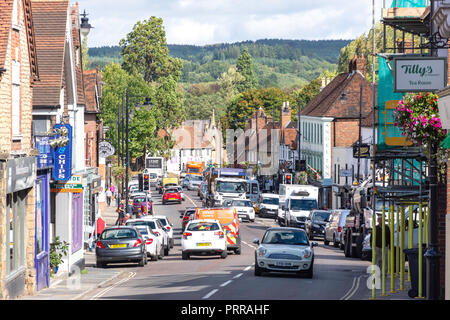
<box><xmin>127</xmin><ymin>199</ymin><xmax>134</xmax><ymax>217</ymax></box>
<box><xmin>105</xmin><ymin>188</ymin><xmax>112</xmax><ymax>206</ymax></box>
<box><xmin>370</xmin><ymin>214</ymin><xmax>390</xmax><ymax>275</ymax></box>
<box><xmin>116</xmin><ymin>201</ymin><xmax>126</xmax><ymax>225</ymax></box>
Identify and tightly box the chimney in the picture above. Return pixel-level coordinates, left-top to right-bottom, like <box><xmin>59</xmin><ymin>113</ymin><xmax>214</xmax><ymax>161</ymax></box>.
<box><xmin>281</xmin><ymin>102</ymin><xmax>291</xmax><ymax>129</ymax></box>
<box><xmin>349</xmin><ymin>54</ymin><xmax>366</xmax><ymax>77</ymax></box>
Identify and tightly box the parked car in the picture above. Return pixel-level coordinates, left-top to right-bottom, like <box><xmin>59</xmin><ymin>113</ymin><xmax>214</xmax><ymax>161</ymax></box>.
<box><xmin>324</xmin><ymin>209</ymin><xmax>351</xmax><ymax>248</ymax></box>
<box><xmin>305</xmin><ymin>210</ymin><xmax>331</xmax><ymax>240</ymax></box>
<box><xmin>134</xmin><ymin>225</ymin><xmax>163</xmax><ymax>261</ymax></box>
<box><xmin>181</xmin><ymin>219</ymin><xmax>227</xmax><ymax>260</ymax></box>
<box><xmin>257</xmin><ymin>194</ymin><xmax>280</xmax><ymax>218</ymax></box>
<box><xmin>253</xmin><ymin>227</ymin><xmax>317</xmax><ymax>278</ymax></box>
<box><xmin>231</xmin><ymin>199</ymin><xmax>255</xmax><ymax>222</ymax></box>
<box><xmin>162</xmin><ymin>188</ymin><xmax>182</xmax><ymax>205</ymax></box>
<box><xmin>95</xmin><ymin>226</ymin><xmax>147</xmax><ymax>268</ymax></box>
<box><xmin>126</xmin><ymin>218</ymin><xmax>170</xmax><ymax>256</ymax></box>
<box><xmin>153</xmin><ymin>215</ymin><xmax>174</xmax><ymax>249</ymax></box>
<box><xmin>181</xmin><ymin>208</ymin><xmax>197</xmax><ymax>231</ymax></box>
<box><xmin>175</xmin><ymin>186</ymin><xmax>185</xmax><ymax>201</ymax></box>
<box><xmin>132</xmin><ymin>195</ymin><xmax>152</xmax><ymax>215</ymax></box>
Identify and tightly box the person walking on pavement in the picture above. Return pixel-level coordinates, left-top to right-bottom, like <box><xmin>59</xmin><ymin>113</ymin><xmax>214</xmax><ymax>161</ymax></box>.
<box><xmin>371</xmin><ymin>214</ymin><xmax>390</xmax><ymax>275</ymax></box>
<box><xmin>115</xmin><ymin>200</ymin><xmax>126</xmax><ymax>225</ymax></box>
<box><xmin>106</xmin><ymin>188</ymin><xmax>112</xmax><ymax>206</ymax></box>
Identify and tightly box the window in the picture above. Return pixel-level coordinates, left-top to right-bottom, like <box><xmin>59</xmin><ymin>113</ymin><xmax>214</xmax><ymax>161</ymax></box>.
<box><xmin>12</xmin><ymin>60</ymin><xmax>21</xmax><ymax>137</ymax></box>
<box><xmin>12</xmin><ymin>0</ymin><xmax>18</xmax><ymax>27</ymax></box>
<box><xmin>6</xmin><ymin>191</ymin><xmax>27</xmax><ymax>275</ymax></box>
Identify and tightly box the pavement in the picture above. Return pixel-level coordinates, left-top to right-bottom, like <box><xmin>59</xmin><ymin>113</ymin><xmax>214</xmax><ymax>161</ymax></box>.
<box><xmin>21</xmin><ymin>202</ymin><xmax>125</xmax><ymax>300</ymax></box>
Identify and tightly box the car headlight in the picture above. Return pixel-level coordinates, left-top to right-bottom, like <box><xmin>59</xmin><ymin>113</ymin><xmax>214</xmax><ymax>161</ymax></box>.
<box><xmin>258</xmin><ymin>248</ymin><xmax>267</xmax><ymax>257</ymax></box>
<box><xmin>303</xmin><ymin>249</ymin><xmax>312</xmax><ymax>259</ymax></box>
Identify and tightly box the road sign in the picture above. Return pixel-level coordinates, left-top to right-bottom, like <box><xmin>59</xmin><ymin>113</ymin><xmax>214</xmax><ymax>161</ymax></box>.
<box><xmin>99</xmin><ymin>141</ymin><xmax>115</xmax><ymax>158</ymax></box>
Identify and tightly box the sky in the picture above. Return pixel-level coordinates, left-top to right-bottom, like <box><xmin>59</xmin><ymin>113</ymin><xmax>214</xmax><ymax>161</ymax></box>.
<box><xmin>75</xmin><ymin>0</ymin><xmax>385</xmax><ymax>48</ymax></box>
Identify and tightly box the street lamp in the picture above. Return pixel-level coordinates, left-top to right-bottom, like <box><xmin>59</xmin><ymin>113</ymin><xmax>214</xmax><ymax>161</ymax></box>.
<box><xmin>340</xmin><ymin>83</ymin><xmax>364</xmax><ymax>184</ymax></box>
<box><xmin>124</xmin><ymin>89</ymin><xmax>153</xmax><ymax>213</ymax></box>
<box><xmin>80</xmin><ymin>10</ymin><xmax>93</xmax><ymax>37</ymax></box>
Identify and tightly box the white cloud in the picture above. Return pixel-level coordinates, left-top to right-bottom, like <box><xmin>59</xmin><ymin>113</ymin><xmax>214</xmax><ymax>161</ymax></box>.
<box><xmin>74</xmin><ymin>0</ymin><xmax>384</xmax><ymax>47</ymax></box>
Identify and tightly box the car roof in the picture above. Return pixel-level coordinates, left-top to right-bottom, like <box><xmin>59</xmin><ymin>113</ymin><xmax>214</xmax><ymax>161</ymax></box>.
<box><xmin>188</xmin><ymin>219</ymin><xmax>220</xmax><ymax>224</ymax></box>
<box><xmin>261</xmin><ymin>193</ymin><xmax>279</xmax><ymax>198</ymax></box>
<box><xmin>265</xmin><ymin>227</ymin><xmax>307</xmax><ymax>233</ymax></box>
<box><xmin>152</xmin><ymin>215</ymin><xmax>168</xmax><ymax>220</ymax></box>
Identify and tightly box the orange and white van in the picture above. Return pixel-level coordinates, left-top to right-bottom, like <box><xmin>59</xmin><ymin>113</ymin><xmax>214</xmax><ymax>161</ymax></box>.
<box><xmin>194</xmin><ymin>207</ymin><xmax>241</xmax><ymax>254</ymax></box>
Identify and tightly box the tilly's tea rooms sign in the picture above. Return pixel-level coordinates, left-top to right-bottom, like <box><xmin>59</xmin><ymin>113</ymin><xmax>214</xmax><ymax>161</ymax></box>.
<box><xmin>394</xmin><ymin>57</ymin><xmax>447</xmax><ymax>93</ymax></box>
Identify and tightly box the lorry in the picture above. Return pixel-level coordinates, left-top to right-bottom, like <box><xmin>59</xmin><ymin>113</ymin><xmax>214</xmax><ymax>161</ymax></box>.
<box><xmin>204</xmin><ymin>168</ymin><xmax>247</xmax><ymax>207</ymax></box>
<box><xmin>144</xmin><ymin>156</ymin><xmax>165</xmax><ymax>178</ymax></box>
<box><xmin>186</xmin><ymin>161</ymin><xmax>204</xmax><ymax>176</ymax></box>
<box><xmin>277</xmin><ymin>184</ymin><xmax>319</xmax><ymax>228</ymax></box>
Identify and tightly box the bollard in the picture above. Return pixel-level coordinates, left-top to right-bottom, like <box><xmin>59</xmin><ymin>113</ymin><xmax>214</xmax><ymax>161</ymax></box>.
<box><xmin>418</xmin><ymin>204</ymin><xmax>424</xmax><ymax>299</ymax></box>
<box><xmin>390</xmin><ymin>205</ymin><xmax>396</xmax><ymax>293</ymax></box>
<box><xmin>371</xmin><ymin>208</ymin><xmax>377</xmax><ymax>299</ymax></box>
<box><xmin>400</xmin><ymin>206</ymin><xmax>405</xmax><ymax>291</ymax></box>
<box><xmin>381</xmin><ymin>205</ymin><xmax>387</xmax><ymax>296</ymax></box>
<box><xmin>396</xmin><ymin>207</ymin><xmax>400</xmax><ymax>277</ymax></box>
<box><xmin>408</xmin><ymin>205</ymin><xmax>413</xmax><ymax>283</ymax></box>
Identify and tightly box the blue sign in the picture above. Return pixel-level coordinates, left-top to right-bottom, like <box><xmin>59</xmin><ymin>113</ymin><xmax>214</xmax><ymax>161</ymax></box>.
<box><xmin>52</xmin><ymin>124</ymin><xmax>73</xmax><ymax>181</ymax></box>
<box><xmin>35</xmin><ymin>136</ymin><xmax>54</xmax><ymax>169</ymax></box>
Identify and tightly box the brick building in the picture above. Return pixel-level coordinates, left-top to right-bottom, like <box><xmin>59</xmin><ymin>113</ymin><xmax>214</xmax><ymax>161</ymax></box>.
<box><xmin>301</xmin><ymin>55</ymin><xmax>377</xmax><ymax>209</ymax></box>
<box><xmin>0</xmin><ymin>0</ymin><xmax>39</xmax><ymax>298</ymax></box>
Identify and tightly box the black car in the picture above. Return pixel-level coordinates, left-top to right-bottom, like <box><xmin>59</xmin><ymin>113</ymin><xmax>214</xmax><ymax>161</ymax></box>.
<box><xmin>305</xmin><ymin>210</ymin><xmax>331</xmax><ymax>240</ymax></box>
<box><xmin>95</xmin><ymin>226</ymin><xmax>147</xmax><ymax>268</ymax></box>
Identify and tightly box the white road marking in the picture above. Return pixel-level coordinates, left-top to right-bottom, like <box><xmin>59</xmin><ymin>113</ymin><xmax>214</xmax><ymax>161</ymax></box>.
<box><xmin>220</xmin><ymin>280</ymin><xmax>233</xmax><ymax>287</ymax></box>
<box><xmin>202</xmin><ymin>289</ymin><xmax>218</xmax><ymax>299</ymax></box>
<box><xmin>233</xmin><ymin>273</ymin><xmax>243</xmax><ymax>279</ymax></box>
<box><xmin>244</xmin><ymin>266</ymin><xmax>252</xmax><ymax>271</ymax></box>
<box><xmin>340</xmin><ymin>275</ymin><xmax>363</xmax><ymax>300</ymax></box>
<box><xmin>185</xmin><ymin>193</ymin><xmax>200</xmax><ymax>207</ymax></box>
<box><xmin>90</xmin><ymin>272</ymin><xmax>136</xmax><ymax>300</ymax></box>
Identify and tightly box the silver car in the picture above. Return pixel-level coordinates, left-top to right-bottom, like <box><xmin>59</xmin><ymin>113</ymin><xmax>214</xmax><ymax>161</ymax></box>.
<box><xmin>324</xmin><ymin>209</ymin><xmax>350</xmax><ymax>249</ymax></box>
<box><xmin>253</xmin><ymin>227</ymin><xmax>317</xmax><ymax>278</ymax></box>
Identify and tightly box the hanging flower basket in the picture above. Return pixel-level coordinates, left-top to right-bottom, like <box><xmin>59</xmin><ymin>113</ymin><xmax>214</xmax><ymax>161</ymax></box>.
<box><xmin>393</xmin><ymin>92</ymin><xmax>447</xmax><ymax>149</ymax></box>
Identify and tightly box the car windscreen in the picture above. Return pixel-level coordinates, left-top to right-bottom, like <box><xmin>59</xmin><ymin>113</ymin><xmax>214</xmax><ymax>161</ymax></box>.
<box><xmin>185</xmin><ymin>210</ymin><xmax>196</xmax><ymax>216</ymax></box>
<box><xmin>158</xmin><ymin>218</ymin><xmax>168</xmax><ymax>226</ymax></box>
<box><xmin>313</xmin><ymin>211</ymin><xmax>331</xmax><ymax>222</ymax></box>
<box><xmin>190</xmin><ymin>175</ymin><xmax>203</xmax><ymax>181</ymax></box>
<box><xmin>262</xmin><ymin>198</ymin><xmax>279</xmax><ymax>205</ymax></box>
<box><xmin>216</xmin><ymin>181</ymin><xmax>246</xmax><ymax>193</ymax></box>
<box><xmin>186</xmin><ymin>222</ymin><xmax>220</xmax><ymax>231</ymax></box>
<box><xmin>127</xmin><ymin>221</ymin><xmax>156</xmax><ymax>230</ymax></box>
<box><xmin>133</xmin><ymin>197</ymin><xmax>147</xmax><ymax>203</ymax></box>
<box><xmin>232</xmin><ymin>200</ymin><xmax>252</xmax><ymax>207</ymax></box>
<box><xmin>262</xmin><ymin>230</ymin><xmax>308</xmax><ymax>246</ymax></box>
<box><xmin>165</xmin><ymin>189</ymin><xmax>178</xmax><ymax>193</ymax></box>
<box><xmin>290</xmin><ymin>199</ymin><xmax>318</xmax><ymax>211</ymax></box>
<box><xmin>101</xmin><ymin>228</ymin><xmax>137</xmax><ymax>240</ymax></box>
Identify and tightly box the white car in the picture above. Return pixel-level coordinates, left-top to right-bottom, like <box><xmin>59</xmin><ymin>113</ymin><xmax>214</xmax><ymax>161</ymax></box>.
<box><xmin>153</xmin><ymin>215</ymin><xmax>174</xmax><ymax>248</ymax></box>
<box><xmin>134</xmin><ymin>225</ymin><xmax>163</xmax><ymax>261</ymax></box>
<box><xmin>231</xmin><ymin>199</ymin><xmax>255</xmax><ymax>222</ymax></box>
<box><xmin>253</xmin><ymin>227</ymin><xmax>318</xmax><ymax>278</ymax></box>
<box><xmin>257</xmin><ymin>194</ymin><xmax>280</xmax><ymax>218</ymax></box>
<box><xmin>126</xmin><ymin>218</ymin><xmax>170</xmax><ymax>256</ymax></box>
<box><xmin>182</xmin><ymin>219</ymin><xmax>227</xmax><ymax>260</ymax></box>
<box><xmin>175</xmin><ymin>186</ymin><xmax>185</xmax><ymax>201</ymax></box>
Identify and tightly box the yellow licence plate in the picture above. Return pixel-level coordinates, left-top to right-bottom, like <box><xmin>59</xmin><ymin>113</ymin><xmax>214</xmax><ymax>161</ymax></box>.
<box><xmin>169</xmin><ymin>198</ymin><xmax>176</xmax><ymax>200</ymax></box>
<box><xmin>110</xmin><ymin>244</ymin><xmax>127</xmax><ymax>249</ymax></box>
<box><xmin>196</xmin><ymin>243</ymin><xmax>211</xmax><ymax>247</ymax></box>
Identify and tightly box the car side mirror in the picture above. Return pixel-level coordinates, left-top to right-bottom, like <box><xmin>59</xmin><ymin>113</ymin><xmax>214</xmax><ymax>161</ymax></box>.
<box><xmin>253</xmin><ymin>238</ymin><xmax>260</xmax><ymax>245</ymax></box>
<box><xmin>311</xmin><ymin>241</ymin><xmax>318</xmax><ymax>247</ymax></box>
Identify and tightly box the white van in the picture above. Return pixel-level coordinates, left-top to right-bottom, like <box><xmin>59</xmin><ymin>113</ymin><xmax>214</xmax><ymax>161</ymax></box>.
<box><xmin>245</xmin><ymin>179</ymin><xmax>260</xmax><ymax>204</ymax></box>
<box><xmin>257</xmin><ymin>194</ymin><xmax>279</xmax><ymax>218</ymax></box>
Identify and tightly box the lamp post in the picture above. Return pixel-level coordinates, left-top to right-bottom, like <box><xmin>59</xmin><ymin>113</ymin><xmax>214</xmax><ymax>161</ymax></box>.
<box><xmin>123</xmin><ymin>89</ymin><xmax>153</xmax><ymax>213</ymax></box>
<box><xmin>80</xmin><ymin>10</ymin><xmax>93</xmax><ymax>38</ymax></box>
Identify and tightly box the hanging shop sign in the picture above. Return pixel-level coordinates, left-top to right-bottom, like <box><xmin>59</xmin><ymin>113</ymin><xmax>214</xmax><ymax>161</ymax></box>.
<box><xmin>353</xmin><ymin>143</ymin><xmax>371</xmax><ymax>159</ymax></box>
<box><xmin>50</xmin><ymin>175</ymin><xmax>83</xmax><ymax>193</ymax></box>
<box><xmin>35</xmin><ymin>136</ymin><xmax>54</xmax><ymax>169</ymax></box>
<box><xmin>98</xmin><ymin>141</ymin><xmax>115</xmax><ymax>158</ymax></box>
<box><xmin>394</xmin><ymin>56</ymin><xmax>447</xmax><ymax>93</ymax></box>
<box><xmin>52</xmin><ymin>124</ymin><xmax>73</xmax><ymax>181</ymax></box>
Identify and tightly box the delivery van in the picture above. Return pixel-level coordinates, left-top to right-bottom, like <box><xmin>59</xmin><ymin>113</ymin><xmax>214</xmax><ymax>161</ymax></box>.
<box><xmin>194</xmin><ymin>208</ymin><xmax>241</xmax><ymax>254</ymax></box>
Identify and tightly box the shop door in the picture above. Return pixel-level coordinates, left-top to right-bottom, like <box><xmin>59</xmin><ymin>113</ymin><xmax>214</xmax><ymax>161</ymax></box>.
<box><xmin>35</xmin><ymin>175</ymin><xmax>49</xmax><ymax>291</ymax></box>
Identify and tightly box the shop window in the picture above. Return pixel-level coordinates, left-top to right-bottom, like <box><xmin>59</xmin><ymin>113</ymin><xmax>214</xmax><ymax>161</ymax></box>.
<box><xmin>6</xmin><ymin>191</ymin><xmax>27</xmax><ymax>276</ymax></box>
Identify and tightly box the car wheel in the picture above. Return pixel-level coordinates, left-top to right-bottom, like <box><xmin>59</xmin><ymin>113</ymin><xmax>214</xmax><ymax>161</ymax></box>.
<box><xmin>254</xmin><ymin>258</ymin><xmax>262</xmax><ymax>276</ymax></box>
<box><xmin>250</xmin><ymin>219</ymin><xmax>255</xmax><ymax>223</ymax></box>
<box><xmin>333</xmin><ymin>234</ymin><xmax>338</xmax><ymax>247</ymax></box>
<box><xmin>234</xmin><ymin>247</ymin><xmax>241</xmax><ymax>255</ymax></box>
<box><xmin>96</xmin><ymin>260</ymin><xmax>106</xmax><ymax>268</ymax></box>
<box><xmin>138</xmin><ymin>255</ymin><xmax>146</xmax><ymax>267</ymax></box>
<box><xmin>220</xmin><ymin>251</ymin><xmax>228</xmax><ymax>259</ymax></box>
<box><xmin>164</xmin><ymin>245</ymin><xmax>169</xmax><ymax>256</ymax></box>
<box><xmin>324</xmin><ymin>237</ymin><xmax>330</xmax><ymax>246</ymax></box>
<box><xmin>182</xmin><ymin>252</ymin><xmax>190</xmax><ymax>260</ymax></box>
<box><xmin>159</xmin><ymin>245</ymin><xmax>164</xmax><ymax>259</ymax></box>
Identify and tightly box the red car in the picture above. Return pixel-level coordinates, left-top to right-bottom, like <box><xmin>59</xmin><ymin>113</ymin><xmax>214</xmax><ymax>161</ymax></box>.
<box><xmin>162</xmin><ymin>188</ymin><xmax>182</xmax><ymax>205</ymax></box>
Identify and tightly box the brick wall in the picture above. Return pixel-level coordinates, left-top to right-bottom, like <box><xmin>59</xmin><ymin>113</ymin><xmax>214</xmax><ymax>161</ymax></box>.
<box><xmin>333</xmin><ymin>120</ymin><xmax>359</xmax><ymax>147</ymax></box>
<box><xmin>84</xmin><ymin>113</ymin><xmax>98</xmax><ymax>168</ymax></box>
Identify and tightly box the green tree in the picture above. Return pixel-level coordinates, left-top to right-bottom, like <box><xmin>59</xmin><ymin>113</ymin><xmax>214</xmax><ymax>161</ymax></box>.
<box><xmin>119</xmin><ymin>16</ymin><xmax>183</xmax><ymax>83</ymax></box>
<box><xmin>218</xmin><ymin>66</ymin><xmax>245</xmax><ymax>104</ymax></box>
<box><xmin>236</xmin><ymin>47</ymin><xmax>257</xmax><ymax>92</ymax></box>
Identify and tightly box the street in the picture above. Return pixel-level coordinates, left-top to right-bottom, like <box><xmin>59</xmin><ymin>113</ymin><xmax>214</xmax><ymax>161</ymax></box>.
<box><xmin>83</xmin><ymin>187</ymin><xmax>372</xmax><ymax>301</ymax></box>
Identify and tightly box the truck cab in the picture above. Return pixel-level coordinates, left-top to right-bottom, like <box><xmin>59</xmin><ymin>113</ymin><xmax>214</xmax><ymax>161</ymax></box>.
<box><xmin>282</xmin><ymin>196</ymin><xmax>319</xmax><ymax>229</ymax></box>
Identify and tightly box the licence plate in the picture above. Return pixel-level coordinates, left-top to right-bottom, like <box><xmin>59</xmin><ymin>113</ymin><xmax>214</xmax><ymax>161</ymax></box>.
<box><xmin>196</xmin><ymin>243</ymin><xmax>211</xmax><ymax>247</ymax></box>
<box><xmin>169</xmin><ymin>198</ymin><xmax>176</xmax><ymax>200</ymax></box>
<box><xmin>275</xmin><ymin>261</ymin><xmax>292</xmax><ymax>267</ymax></box>
<box><xmin>110</xmin><ymin>244</ymin><xmax>127</xmax><ymax>249</ymax></box>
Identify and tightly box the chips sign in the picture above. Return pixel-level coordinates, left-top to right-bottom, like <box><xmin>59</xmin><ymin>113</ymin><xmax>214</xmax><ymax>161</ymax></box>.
<box><xmin>394</xmin><ymin>56</ymin><xmax>447</xmax><ymax>93</ymax></box>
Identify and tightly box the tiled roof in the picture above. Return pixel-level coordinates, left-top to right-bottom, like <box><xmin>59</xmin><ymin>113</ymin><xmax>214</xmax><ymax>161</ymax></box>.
<box><xmin>302</xmin><ymin>72</ymin><xmax>374</xmax><ymax>119</ymax></box>
<box><xmin>0</xmin><ymin>0</ymin><xmax>13</xmax><ymax>73</ymax></box>
<box><xmin>31</xmin><ymin>0</ymin><xmax>68</xmax><ymax>107</ymax></box>
<box><xmin>70</xmin><ymin>3</ymin><xmax>85</xmax><ymax>105</ymax></box>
